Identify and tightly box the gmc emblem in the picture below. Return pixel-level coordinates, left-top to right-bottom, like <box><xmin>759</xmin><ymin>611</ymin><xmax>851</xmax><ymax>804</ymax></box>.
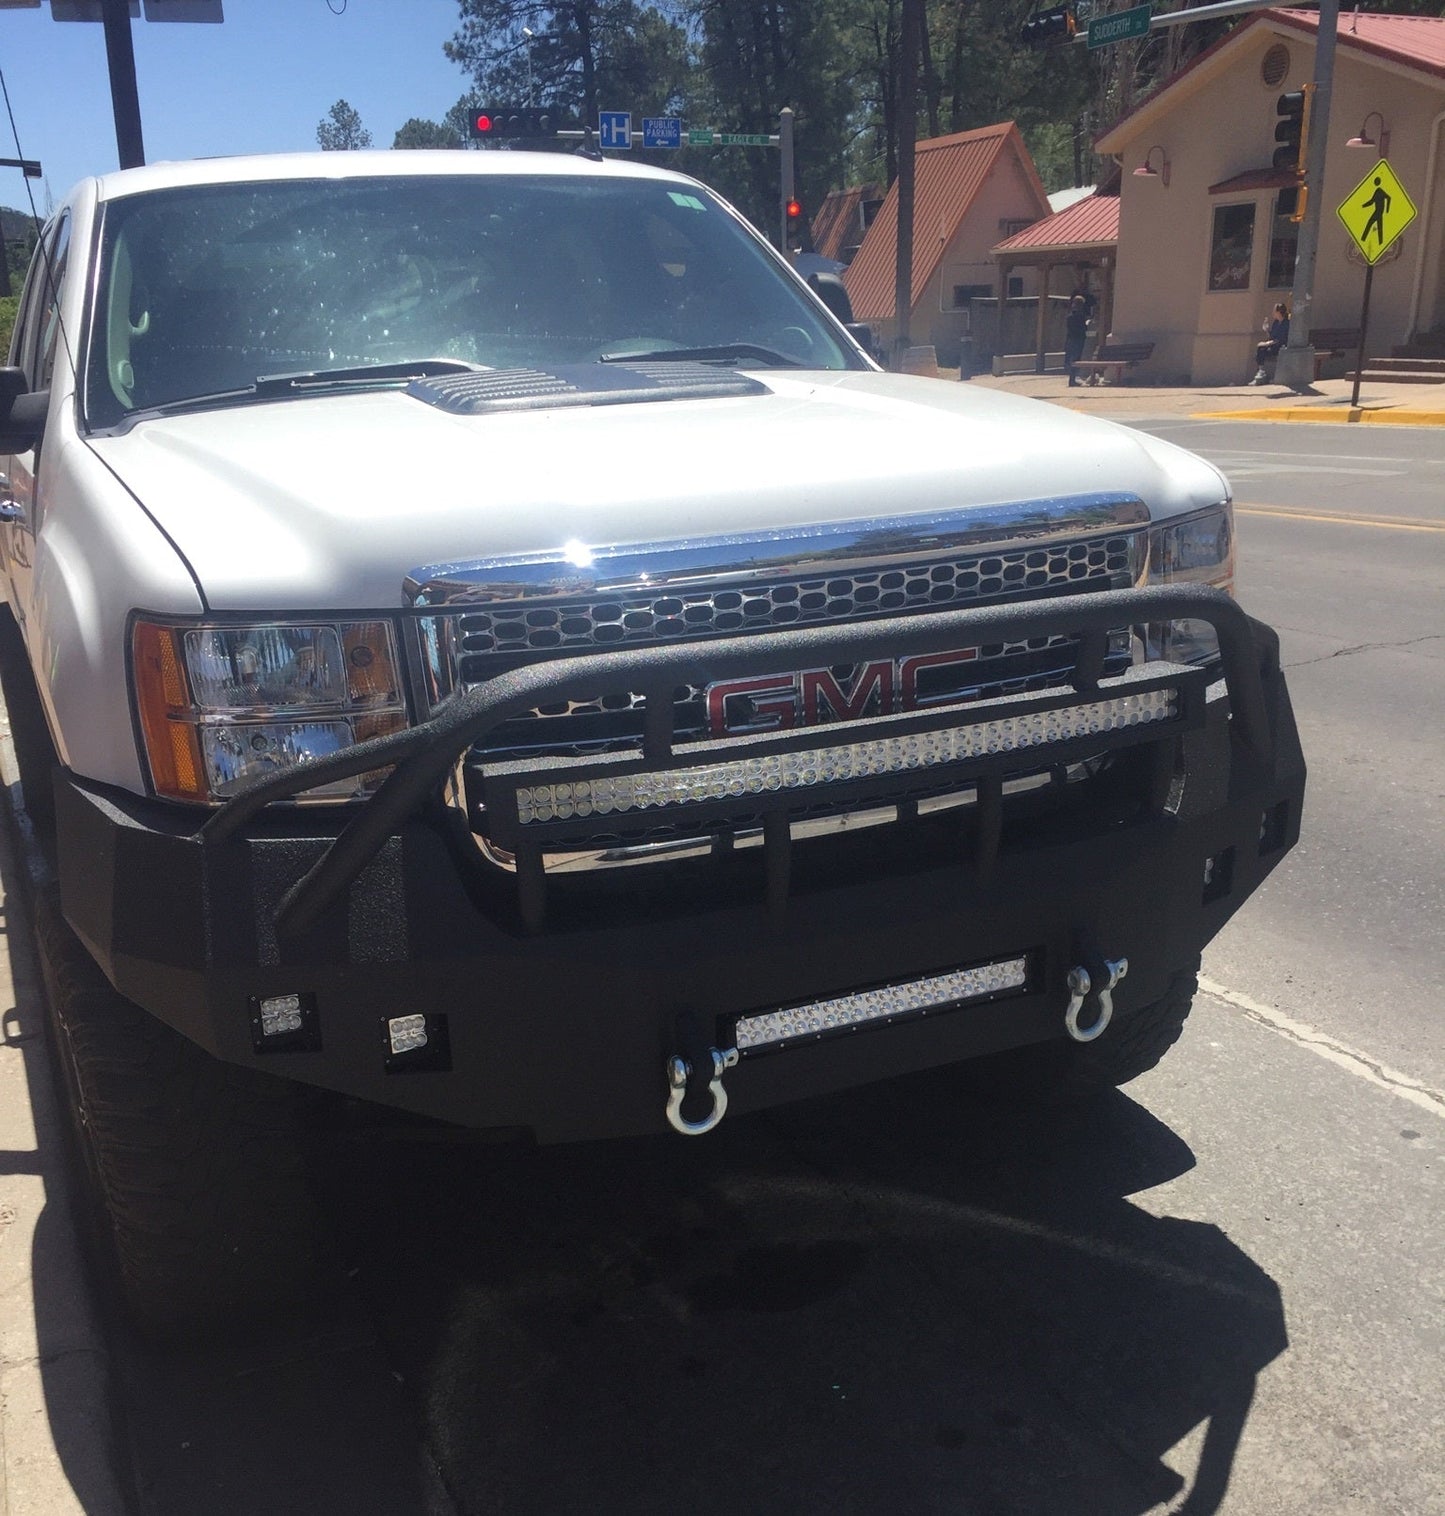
<box><xmin>705</xmin><ymin>649</ymin><xmax>980</xmax><ymax>737</ymax></box>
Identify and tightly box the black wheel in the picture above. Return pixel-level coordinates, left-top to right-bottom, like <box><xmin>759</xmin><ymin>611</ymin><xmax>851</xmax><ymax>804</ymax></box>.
<box><xmin>0</xmin><ymin>608</ymin><xmax>58</xmax><ymax>837</ymax></box>
<box><xmin>1066</xmin><ymin>960</ymin><xmax>1200</xmax><ymax>1092</ymax></box>
<box><xmin>33</xmin><ymin>885</ymin><xmax>319</xmax><ymax>1342</ymax></box>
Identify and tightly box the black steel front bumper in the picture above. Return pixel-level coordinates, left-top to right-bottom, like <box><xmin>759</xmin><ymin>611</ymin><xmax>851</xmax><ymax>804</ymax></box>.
<box><xmin>57</xmin><ymin>586</ymin><xmax>1304</xmax><ymax>1142</ymax></box>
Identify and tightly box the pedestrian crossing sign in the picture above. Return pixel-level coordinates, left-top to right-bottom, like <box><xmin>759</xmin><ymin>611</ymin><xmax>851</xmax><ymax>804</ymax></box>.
<box><xmin>1336</xmin><ymin>158</ymin><xmax>1416</xmax><ymax>264</ymax></box>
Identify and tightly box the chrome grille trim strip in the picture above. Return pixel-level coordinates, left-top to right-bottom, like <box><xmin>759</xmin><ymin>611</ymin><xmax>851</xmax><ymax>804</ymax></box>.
<box><xmin>404</xmin><ymin>494</ymin><xmax>1149</xmax><ymax>608</ymax></box>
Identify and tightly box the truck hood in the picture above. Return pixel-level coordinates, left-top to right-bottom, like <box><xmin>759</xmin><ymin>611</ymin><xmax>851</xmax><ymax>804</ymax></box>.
<box><xmin>85</xmin><ymin>372</ymin><xmax>1228</xmax><ymax>612</ymax></box>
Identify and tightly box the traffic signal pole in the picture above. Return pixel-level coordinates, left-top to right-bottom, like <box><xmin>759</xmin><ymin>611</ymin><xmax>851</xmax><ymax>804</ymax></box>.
<box><xmin>100</xmin><ymin>0</ymin><xmax>145</xmax><ymax>169</ymax></box>
<box><xmin>779</xmin><ymin>107</ymin><xmax>794</xmax><ymax>254</ymax></box>
<box><xmin>1274</xmin><ymin>0</ymin><xmax>1339</xmax><ymax>391</ymax></box>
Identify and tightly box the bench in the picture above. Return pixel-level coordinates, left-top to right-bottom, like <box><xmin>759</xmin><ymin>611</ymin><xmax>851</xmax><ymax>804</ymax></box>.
<box><xmin>1069</xmin><ymin>341</ymin><xmax>1154</xmax><ymax>385</ymax></box>
<box><xmin>1308</xmin><ymin>326</ymin><xmax>1362</xmax><ymax>380</ymax></box>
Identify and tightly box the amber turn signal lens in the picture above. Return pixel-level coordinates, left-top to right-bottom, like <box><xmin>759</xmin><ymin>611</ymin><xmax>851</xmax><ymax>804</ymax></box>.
<box><xmin>132</xmin><ymin>621</ymin><xmax>206</xmax><ymax>800</ymax></box>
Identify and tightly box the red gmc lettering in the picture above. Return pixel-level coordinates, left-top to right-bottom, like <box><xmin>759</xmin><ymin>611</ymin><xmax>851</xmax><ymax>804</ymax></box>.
<box><xmin>800</xmin><ymin>661</ymin><xmax>893</xmax><ymax>724</ymax></box>
<box><xmin>706</xmin><ymin>647</ymin><xmax>980</xmax><ymax>737</ymax></box>
<box><xmin>706</xmin><ymin>674</ymin><xmax>797</xmax><ymax>737</ymax></box>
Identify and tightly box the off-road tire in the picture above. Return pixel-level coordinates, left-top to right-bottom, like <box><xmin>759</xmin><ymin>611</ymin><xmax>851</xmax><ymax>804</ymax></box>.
<box><xmin>1066</xmin><ymin>960</ymin><xmax>1200</xmax><ymax>1092</ymax></box>
<box><xmin>33</xmin><ymin>884</ymin><xmax>318</xmax><ymax>1342</ymax></box>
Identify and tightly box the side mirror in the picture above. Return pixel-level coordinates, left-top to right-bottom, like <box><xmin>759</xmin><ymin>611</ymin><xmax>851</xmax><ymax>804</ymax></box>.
<box><xmin>0</xmin><ymin>368</ymin><xmax>46</xmax><ymax>454</ymax></box>
<box><xmin>806</xmin><ymin>271</ymin><xmax>855</xmax><ymax>326</ymax></box>
<box><xmin>845</xmin><ymin>323</ymin><xmax>879</xmax><ymax>362</ymax></box>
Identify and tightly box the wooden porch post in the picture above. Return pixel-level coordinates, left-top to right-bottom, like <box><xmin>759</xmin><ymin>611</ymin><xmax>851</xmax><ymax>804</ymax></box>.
<box><xmin>1035</xmin><ymin>261</ymin><xmax>1053</xmax><ymax>373</ymax></box>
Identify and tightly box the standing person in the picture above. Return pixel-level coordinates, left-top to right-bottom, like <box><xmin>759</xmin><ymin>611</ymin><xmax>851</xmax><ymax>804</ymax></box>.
<box><xmin>1065</xmin><ymin>293</ymin><xmax>1090</xmax><ymax>387</ymax></box>
<box><xmin>1253</xmin><ymin>303</ymin><xmax>1290</xmax><ymax>384</ymax></box>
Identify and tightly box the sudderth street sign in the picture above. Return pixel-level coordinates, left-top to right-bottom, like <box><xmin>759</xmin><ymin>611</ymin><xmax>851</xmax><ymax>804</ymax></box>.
<box><xmin>1336</xmin><ymin>158</ymin><xmax>1417</xmax><ymax>265</ymax></box>
<box><xmin>1088</xmin><ymin>3</ymin><xmax>1151</xmax><ymax>48</ymax></box>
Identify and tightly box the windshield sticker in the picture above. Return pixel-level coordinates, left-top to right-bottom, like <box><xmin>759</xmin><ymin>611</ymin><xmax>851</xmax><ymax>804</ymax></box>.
<box><xmin>668</xmin><ymin>192</ymin><xmax>706</xmax><ymax>211</ymax></box>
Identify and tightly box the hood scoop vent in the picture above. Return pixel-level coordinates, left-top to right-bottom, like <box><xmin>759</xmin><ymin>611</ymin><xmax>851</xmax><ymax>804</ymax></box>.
<box><xmin>407</xmin><ymin>362</ymin><xmax>768</xmax><ymax>415</ymax></box>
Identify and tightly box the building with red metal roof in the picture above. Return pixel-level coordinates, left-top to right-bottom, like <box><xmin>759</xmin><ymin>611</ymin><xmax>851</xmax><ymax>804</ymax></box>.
<box><xmin>809</xmin><ymin>183</ymin><xmax>883</xmax><ymax>266</ymax></box>
<box><xmin>1094</xmin><ymin>8</ymin><xmax>1445</xmax><ymax>385</ymax></box>
<box><xmin>841</xmin><ymin>122</ymin><xmax>1052</xmax><ymax>366</ymax></box>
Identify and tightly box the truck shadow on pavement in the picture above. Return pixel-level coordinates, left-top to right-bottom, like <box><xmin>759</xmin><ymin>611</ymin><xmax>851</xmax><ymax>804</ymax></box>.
<box><xmin>313</xmin><ymin>1059</ymin><xmax>1288</xmax><ymax>1516</ymax></box>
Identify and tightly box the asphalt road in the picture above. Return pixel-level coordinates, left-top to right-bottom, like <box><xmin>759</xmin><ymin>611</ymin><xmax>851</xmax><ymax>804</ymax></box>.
<box><xmin>98</xmin><ymin>420</ymin><xmax>1445</xmax><ymax>1515</ymax></box>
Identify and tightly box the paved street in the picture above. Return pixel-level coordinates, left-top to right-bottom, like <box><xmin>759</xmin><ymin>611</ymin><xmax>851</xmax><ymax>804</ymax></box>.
<box><xmin>4</xmin><ymin>417</ymin><xmax>1441</xmax><ymax>1515</ymax></box>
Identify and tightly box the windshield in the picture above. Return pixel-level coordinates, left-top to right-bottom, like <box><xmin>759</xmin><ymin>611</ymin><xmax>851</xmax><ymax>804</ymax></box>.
<box><xmin>83</xmin><ymin>173</ymin><xmax>857</xmax><ymax>427</ymax></box>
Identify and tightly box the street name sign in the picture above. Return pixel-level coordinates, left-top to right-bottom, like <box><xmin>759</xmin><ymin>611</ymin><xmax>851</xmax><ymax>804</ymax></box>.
<box><xmin>1088</xmin><ymin>4</ymin><xmax>1150</xmax><ymax>48</ymax></box>
<box><xmin>719</xmin><ymin>133</ymin><xmax>775</xmax><ymax>146</ymax></box>
<box><xmin>1336</xmin><ymin>158</ymin><xmax>1417</xmax><ymax>264</ymax></box>
<box><xmin>598</xmin><ymin>111</ymin><xmax>632</xmax><ymax>149</ymax></box>
<box><xmin>687</xmin><ymin>128</ymin><xmax>715</xmax><ymax>146</ymax></box>
<box><xmin>642</xmin><ymin>117</ymin><xmax>682</xmax><ymax>149</ymax></box>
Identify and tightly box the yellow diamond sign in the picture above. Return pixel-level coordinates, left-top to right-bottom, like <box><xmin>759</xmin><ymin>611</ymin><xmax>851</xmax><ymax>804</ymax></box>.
<box><xmin>1337</xmin><ymin>158</ymin><xmax>1417</xmax><ymax>265</ymax></box>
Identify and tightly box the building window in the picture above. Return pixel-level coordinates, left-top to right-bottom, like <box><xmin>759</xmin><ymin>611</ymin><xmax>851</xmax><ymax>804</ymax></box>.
<box><xmin>1208</xmin><ymin>203</ymin><xmax>1255</xmax><ymax>291</ymax></box>
<box><xmin>999</xmin><ymin>218</ymin><xmax>1034</xmax><ymax>238</ymax></box>
<box><xmin>951</xmin><ymin>282</ymin><xmax>992</xmax><ymax>308</ymax></box>
<box><xmin>1007</xmin><ymin>275</ymin><xmax>1024</xmax><ymax>298</ymax></box>
<box><xmin>1268</xmin><ymin>189</ymin><xmax>1300</xmax><ymax>288</ymax></box>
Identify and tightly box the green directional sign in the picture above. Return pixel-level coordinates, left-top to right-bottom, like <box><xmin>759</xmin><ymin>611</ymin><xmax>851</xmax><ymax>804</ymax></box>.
<box><xmin>1088</xmin><ymin>3</ymin><xmax>1150</xmax><ymax>48</ymax></box>
<box><xmin>719</xmin><ymin>133</ymin><xmax>775</xmax><ymax>147</ymax></box>
<box><xmin>687</xmin><ymin>129</ymin><xmax>715</xmax><ymax>146</ymax></box>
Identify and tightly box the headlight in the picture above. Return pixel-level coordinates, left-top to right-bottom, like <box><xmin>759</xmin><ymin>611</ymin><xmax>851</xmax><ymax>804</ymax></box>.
<box><xmin>1144</xmin><ymin>503</ymin><xmax>1234</xmax><ymax>666</ymax></box>
<box><xmin>132</xmin><ymin>619</ymin><xmax>408</xmax><ymax>803</ymax></box>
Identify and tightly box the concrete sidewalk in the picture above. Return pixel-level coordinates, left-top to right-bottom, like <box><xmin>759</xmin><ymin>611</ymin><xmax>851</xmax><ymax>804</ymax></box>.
<box><xmin>959</xmin><ymin>368</ymin><xmax>1445</xmax><ymax>425</ymax></box>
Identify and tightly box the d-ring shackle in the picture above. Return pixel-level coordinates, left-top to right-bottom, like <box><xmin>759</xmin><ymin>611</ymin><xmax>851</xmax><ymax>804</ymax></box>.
<box><xmin>665</xmin><ymin>1046</ymin><xmax>739</xmax><ymax>1136</ymax></box>
<box><xmin>1064</xmin><ymin>957</ymin><xmax>1128</xmax><ymax>1042</ymax></box>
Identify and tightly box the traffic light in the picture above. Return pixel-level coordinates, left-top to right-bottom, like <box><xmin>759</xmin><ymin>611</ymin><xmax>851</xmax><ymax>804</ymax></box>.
<box><xmin>469</xmin><ymin>108</ymin><xmax>559</xmax><ymax>141</ymax></box>
<box><xmin>1272</xmin><ymin>88</ymin><xmax>1311</xmax><ymax>173</ymax></box>
<box><xmin>1019</xmin><ymin>6</ymin><xmax>1076</xmax><ymax>49</ymax></box>
<box><xmin>786</xmin><ymin>197</ymin><xmax>803</xmax><ymax>223</ymax></box>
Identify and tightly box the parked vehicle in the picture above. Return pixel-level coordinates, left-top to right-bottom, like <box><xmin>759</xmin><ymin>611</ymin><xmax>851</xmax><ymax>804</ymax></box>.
<box><xmin>0</xmin><ymin>152</ymin><xmax>1303</xmax><ymax>1334</ymax></box>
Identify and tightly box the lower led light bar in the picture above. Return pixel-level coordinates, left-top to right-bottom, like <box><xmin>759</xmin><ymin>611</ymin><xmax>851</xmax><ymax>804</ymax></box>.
<box><xmin>515</xmin><ymin>688</ymin><xmax>1177</xmax><ymax>824</ymax></box>
<box><xmin>734</xmin><ymin>956</ymin><xmax>1029</xmax><ymax>1053</ymax></box>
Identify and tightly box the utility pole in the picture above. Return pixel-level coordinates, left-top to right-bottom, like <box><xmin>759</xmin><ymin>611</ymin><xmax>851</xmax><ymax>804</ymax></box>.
<box><xmin>1275</xmin><ymin>0</ymin><xmax>1339</xmax><ymax>390</ymax></box>
<box><xmin>893</xmin><ymin>0</ymin><xmax>922</xmax><ymax>368</ymax></box>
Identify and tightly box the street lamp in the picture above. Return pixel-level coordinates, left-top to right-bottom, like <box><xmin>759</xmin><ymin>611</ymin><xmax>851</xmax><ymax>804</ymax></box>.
<box><xmin>522</xmin><ymin>26</ymin><xmax>535</xmax><ymax>109</ymax></box>
<box><xmin>1132</xmin><ymin>145</ymin><xmax>1171</xmax><ymax>188</ymax></box>
<box><xmin>1346</xmin><ymin>111</ymin><xmax>1389</xmax><ymax>156</ymax></box>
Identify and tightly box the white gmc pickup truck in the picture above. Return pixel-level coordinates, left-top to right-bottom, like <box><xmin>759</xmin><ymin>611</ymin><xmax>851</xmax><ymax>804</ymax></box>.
<box><xmin>0</xmin><ymin>151</ymin><xmax>1302</xmax><ymax>1335</ymax></box>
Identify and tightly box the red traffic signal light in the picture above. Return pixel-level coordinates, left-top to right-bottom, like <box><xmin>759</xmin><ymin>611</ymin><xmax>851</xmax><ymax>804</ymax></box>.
<box><xmin>786</xmin><ymin>198</ymin><xmax>803</xmax><ymax>220</ymax></box>
<box><xmin>468</xmin><ymin>108</ymin><xmax>559</xmax><ymax>141</ymax></box>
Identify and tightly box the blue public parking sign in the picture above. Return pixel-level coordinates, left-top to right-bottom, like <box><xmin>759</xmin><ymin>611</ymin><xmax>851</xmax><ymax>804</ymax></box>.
<box><xmin>598</xmin><ymin>111</ymin><xmax>632</xmax><ymax>149</ymax></box>
<box><xmin>642</xmin><ymin>117</ymin><xmax>681</xmax><ymax>149</ymax></box>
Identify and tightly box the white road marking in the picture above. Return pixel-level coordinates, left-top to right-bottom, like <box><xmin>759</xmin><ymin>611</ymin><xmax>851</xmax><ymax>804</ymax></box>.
<box><xmin>1199</xmin><ymin>977</ymin><xmax>1445</xmax><ymax>1120</ymax></box>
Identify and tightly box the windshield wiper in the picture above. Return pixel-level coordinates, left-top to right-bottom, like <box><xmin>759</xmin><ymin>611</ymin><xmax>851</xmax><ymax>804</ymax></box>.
<box><xmin>598</xmin><ymin>343</ymin><xmax>801</xmax><ymax>368</ymax></box>
<box><xmin>251</xmin><ymin>358</ymin><xmax>481</xmax><ymax>395</ymax></box>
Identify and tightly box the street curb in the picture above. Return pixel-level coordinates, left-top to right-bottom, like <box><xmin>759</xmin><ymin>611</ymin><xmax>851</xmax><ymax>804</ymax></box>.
<box><xmin>1196</xmin><ymin>405</ymin><xmax>1445</xmax><ymax>426</ymax></box>
<box><xmin>0</xmin><ymin>697</ymin><xmax>131</xmax><ymax>1514</ymax></box>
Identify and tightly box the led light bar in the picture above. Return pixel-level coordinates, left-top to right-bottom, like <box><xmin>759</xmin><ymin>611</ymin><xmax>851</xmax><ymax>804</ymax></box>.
<box><xmin>735</xmin><ymin>956</ymin><xmax>1029</xmax><ymax>1053</ymax></box>
<box><xmin>515</xmin><ymin>688</ymin><xmax>1178</xmax><ymax>823</ymax></box>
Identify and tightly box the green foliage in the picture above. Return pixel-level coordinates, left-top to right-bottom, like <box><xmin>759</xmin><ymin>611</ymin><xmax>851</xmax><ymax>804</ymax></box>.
<box><xmin>317</xmin><ymin>99</ymin><xmax>373</xmax><ymax>151</ymax></box>
<box><xmin>0</xmin><ymin>296</ymin><xmax>20</xmax><ymax>363</ymax></box>
<box><xmin>444</xmin><ymin>2</ymin><xmax>689</xmax><ymax>129</ymax></box>
<box><xmin>394</xmin><ymin>117</ymin><xmax>465</xmax><ymax>149</ymax></box>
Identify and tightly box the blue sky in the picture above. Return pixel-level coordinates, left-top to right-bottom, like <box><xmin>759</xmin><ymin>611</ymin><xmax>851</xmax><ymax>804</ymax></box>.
<box><xmin>0</xmin><ymin>0</ymin><xmax>473</xmax><ymax>213</ymax></box>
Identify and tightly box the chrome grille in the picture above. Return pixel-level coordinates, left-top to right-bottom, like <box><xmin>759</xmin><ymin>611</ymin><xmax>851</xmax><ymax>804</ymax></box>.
<box><xmin>453</xmin><ymin>536</ymin><xmax>1136</xmax><ymax>672</ymax></box>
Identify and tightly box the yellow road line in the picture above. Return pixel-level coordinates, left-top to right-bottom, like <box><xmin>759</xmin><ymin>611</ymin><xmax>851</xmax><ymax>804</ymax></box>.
<box><xmin>1236</xmin><ymin>504</ymin><xmax>1445</xmax><ymax>533</ymax></box>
